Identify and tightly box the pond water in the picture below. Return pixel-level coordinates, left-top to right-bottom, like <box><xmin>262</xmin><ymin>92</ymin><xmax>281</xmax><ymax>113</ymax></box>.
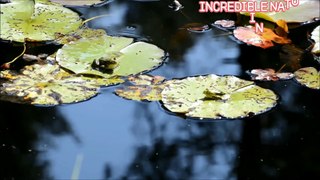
<box><xmin>1</xmin><ymin>0</ymin><xmax>320</xmax><ymax>179</ymax></box>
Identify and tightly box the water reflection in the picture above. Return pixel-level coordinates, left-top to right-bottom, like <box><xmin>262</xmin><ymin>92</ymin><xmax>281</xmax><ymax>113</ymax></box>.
<box><xmin>120</xmin><ymin>103</ymin><xmax>242</xmax><ymax>179</ymax></box>
<box><xmin>0</xmin><ymin>0</ymin><xmax>319</xmax><ymax>179</ymax></box>
<box><xmin>0</xmin><ymin>101</ymin><xmax>75</xmax><ymax>179</ymax></box>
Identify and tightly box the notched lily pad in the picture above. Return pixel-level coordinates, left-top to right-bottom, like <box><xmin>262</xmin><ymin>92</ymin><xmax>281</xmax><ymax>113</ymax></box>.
<box><xmin>0</xmin><ymin>0</ymin><xmax>82</xmax><ymax>42</ymax></box>
<box><xmin>115</xmin><ymin>75</ymin><xmax>167</xmax><ymax>101</ymax></box>
<box><xmin>56</xmin><ymin>35</ymin><xmax>165</xmax><ymax>78</ymax></box>
<box><xmin>161</xmin><ymin>75</ymin><xmax>278</xmax><ymax>119</ymax></box>
<box><xmin>0</xmin><ymin>64</ymin><xmax>99</xmax><ymax>105</ymax></box>
<box><xmin>294</xmin><ymin>67</ymin><xmax>320</xmax><ymax>90</ymax></box>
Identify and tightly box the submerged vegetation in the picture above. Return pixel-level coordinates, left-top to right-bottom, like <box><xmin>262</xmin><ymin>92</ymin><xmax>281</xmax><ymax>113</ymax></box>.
<box><xmin>0</xmin><ymin>0</ymin><xmax>319</xmax><ymax>119</ymax></box>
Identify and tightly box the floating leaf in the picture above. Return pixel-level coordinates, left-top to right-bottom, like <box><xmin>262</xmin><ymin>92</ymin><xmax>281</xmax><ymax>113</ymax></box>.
<box><xmin>93</xmin><ymin>76</ymin><xmax>125</xmax><ymax>87</ymax></box>
<box><xmin>248</xmin><ymin>69</ymin><xmax>294</xmax><ymax>81</ymax></box>
<box><xmin>239</xmin><ymin>0</ymin><xmax>319</xmax><ymax>23</ymax></box>
<box><xmin>180</xmin><ymin>23</ymin><xmax>211</xmax><ymax>33</ymax></box>
<box><xmin>0</xmin><ymin>64</ymin><xmax>99</xmax><ymax>105</ymax></box>
<box><xmin>0</xmin><ymin>0</ymin><xmax>82</xmax><ymax>42</ymax></box>
<box><xmin>266</xmin><ymin>0</ymin><xmax>320</xmax><ymax>22</ymax></box>
<box><xmin>127</xmin><ymin>74</ymin><xmax>165</xmax><ymax>85</ymax></box>
<box><xmin>161</xmin><ymin>75</ymin><xmax>278</xmax><ymax>119</ymax></box>
<box><xmin>311</xmin><ymin>26</ymin><xmax>320</xmax><ymax>54</ymax></box>
<box><xmin>233</xmin><ymin>26</ymin><xmax>291</xmax><ymax>48</ymax></box>
<box><xmin>294</xmin><ymin>67</ymin><xmax>320</xmax><ymax>90</ymax></box>
<box><xmin>115</xmin><ymin>75</ymin><xmax>167</xmax><ymax>101</ymax></box>
<box><xmin>51</xmin><ymin>0</ymin><xmax>107</xmax><ymax>6</ymax></box>
<box><xmin>55</xmin><ymin>27</ymin><xmax>107</xmax><ymax>44</ymax></box>
<box><xmin>275</xmin><ymin>20</ymin><xmax>289</xmax><ymax>38</ymax></box>
<box><xmin>56</xmin><ymin>35</ymin><xmax>165</xmax><ymax>78</ymax></box>
<box><xmin>213</xmin><ymin>20</ymin><xmax>235</xmax><ymax>28</ymax></box>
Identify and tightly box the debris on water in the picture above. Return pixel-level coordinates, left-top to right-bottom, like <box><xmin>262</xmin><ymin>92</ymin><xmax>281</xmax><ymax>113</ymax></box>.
<box><xmin>213</xmin><ymin>20</ymin><xmax>235</xmax><ymax>28</ymax></box>
<box><xmin>181</xmin><ymin>23</ymin><xmax>211</xmax><ymax>33</ymax></box>
<box><xmin>169</xmin><ymin>0</ymin><xmax>183</xmax><ymax>11</ymax></box>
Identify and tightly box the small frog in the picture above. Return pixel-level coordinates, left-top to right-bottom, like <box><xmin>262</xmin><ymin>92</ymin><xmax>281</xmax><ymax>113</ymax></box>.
<box><xmin>91</xmin><ymin>52</ymin><xmax>123</xmax><ymax>74</ymax></box>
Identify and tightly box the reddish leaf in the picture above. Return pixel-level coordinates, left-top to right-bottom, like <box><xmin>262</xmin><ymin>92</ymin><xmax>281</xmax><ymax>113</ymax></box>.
<box><xmin>249</xmin><ymin>68</ymin><xmax>294</xmax><ymax>81</ymax></box>
<box><xmin>233</xmin><ymin>26</ymin><xmax>291</xmax><ymax>49</ymax></box>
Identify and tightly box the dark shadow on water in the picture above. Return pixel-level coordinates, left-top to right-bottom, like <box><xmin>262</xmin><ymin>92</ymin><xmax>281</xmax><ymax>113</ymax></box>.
<box><xmin>0</xmin><ymin>101</ymin><xmax>76</xmax><ymax>180</ymax></box>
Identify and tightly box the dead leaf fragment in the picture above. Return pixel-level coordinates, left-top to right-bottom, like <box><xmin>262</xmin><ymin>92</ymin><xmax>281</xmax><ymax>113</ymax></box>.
<box><xmin>233</xmin><ymin>26</ymin><xmax>291</xmax><ymax>49</ymax></box>
<box><xmin>249</xmin><ymin>69</ymin><xmax>294</xmax><ymax>81</ymax></box>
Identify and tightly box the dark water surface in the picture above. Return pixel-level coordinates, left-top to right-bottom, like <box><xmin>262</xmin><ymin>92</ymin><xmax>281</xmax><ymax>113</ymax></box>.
<box><xmin>1</xmin><ymin>1</ymin><xmax>320</xmax><ymax>179</ymax></box>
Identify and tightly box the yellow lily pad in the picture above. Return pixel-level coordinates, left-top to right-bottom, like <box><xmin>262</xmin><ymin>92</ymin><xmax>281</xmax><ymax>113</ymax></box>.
<box><xmin>115</xmin><ymin>75</ymin><xmax>167</xmax><ymax>101</ymax></box>
<box><xmin>294</xmin><ymin>67</ymin><xmax>320</xmax><ymax>90</ymax></box>
<box><xmin>0</xmin><ymin>64</ymin><xmax>99</xmax><ymax>105</ymax></box>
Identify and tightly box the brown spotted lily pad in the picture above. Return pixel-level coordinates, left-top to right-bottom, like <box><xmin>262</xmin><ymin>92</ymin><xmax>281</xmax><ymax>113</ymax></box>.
<box><xmin>294</xmin><ymin>67</ymin><xmax>320</xmax><ymax>90</ymax></box>
<box><xmin>0</xmin><ymin>64</ymin><xmax>100</xmax><ymax>105</ymax></box>
<box><xmin>115</xmin><ymin>75</ymin><xmax>167</xmax><ymax>101</ymax></box>
<box><xmin>161</xmin><ymin>75</ymin><xmax>278</xmax><ymax>119</ymax></box>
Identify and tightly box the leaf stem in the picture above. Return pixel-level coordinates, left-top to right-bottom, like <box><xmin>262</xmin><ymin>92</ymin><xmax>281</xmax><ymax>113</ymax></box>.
<box><xmin>1</xmin><ymin>43</ymin><xmax>26</xmax><ymax>68</ymax></box>
<box><xmin>276</xmin><ymin>64</ymin><xmax>286</xmax><ymax>73</ymax></box>
<box><xmin>81</xmin><ymin>14</ymin><xmax>109</xmax><ymax>25</ymax></box>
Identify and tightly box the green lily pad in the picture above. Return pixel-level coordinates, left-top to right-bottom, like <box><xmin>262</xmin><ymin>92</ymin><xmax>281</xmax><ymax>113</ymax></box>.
<box><xmin>56</xmin><ymin>35</ymin><xmax>165</xmax><ymax>78</ymax></box>
<box><xmin>51</xmin><ymin>0</ymin><xmax>107</xmax><ymax>6</ymax></box>
<box><xmin>294</xmin><ymin>67</ymin><xmax>320</xmax><ymax>90</ymax></box>
<box><xmin>0</xmin><ymin>64</ymin><xmax>100</xmax><ymax>105</ymax></box>
<box><xmin>115</xmin><ymin>75</ymin><xmax>167</xmax><ymax>101</ymax></box>
<box><xmin>0</xmin><ymin>0</ymin><xmax>82</xmax><ymax>42</ymax></box>
<box><xmin>55</xmin><ymin>27</ymin><xmax>107</xmax><ymax>44</ymax></box>
<box><xmin>266</xmin><ymin>0</ymin><xmax>320</xmax><ymax>22</ymax></box>
<box><xmin>240</xmin><ymin>0</ymin><xmax>319</xmax><ymax>23</ymax></box>
<box><xmin>161</xmin><ymin>75</ymin><xmax>278</xmax><ymax>119</ymax></box>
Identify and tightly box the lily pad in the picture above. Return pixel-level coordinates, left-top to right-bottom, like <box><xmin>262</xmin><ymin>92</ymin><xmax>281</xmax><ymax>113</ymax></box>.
<box><xmin>294</xmin><ymin>67</ymin><xmax>320</xmax><ymax>90</ymax></box>
<box><xmin>0</xmin><ymin>64</ymin><xmax>99</xmax><ymax>105</ymax></box>
<box><xmin>51</xmin><ymin>0</ymin><xmax>107</xmax><ymax>6</ymax></box>
<box><xmin>115</xmin><ymin>75</ymin><xmax>167</xmax><ymax>101</ymax></box>
<box><xmin>311</xmin><ymin>26</ymin><xmax>320</xmax><ymax>54</ymax></box>
<box><xmin>0</xmin><ymin>0</ymin><xmax>82</xmax><ymax>42</ymax></box>
<box><xmin>55</xmin><ymin>27</ymin><xmax>107</xmax><ymax>44</ymax></box>
<box><xmin>265</xmin><ymin>0</ymin><xmax>320</xmax><ymax>22</ymax></box>
<box><xmin>127</xmin><ymin>74</ymin><xmax>165</xmax><ymax>85</ymax></box>
<box><xmin>56</xmin><ymin>35</ymin><xmax>165</xmax><ymax>77</ymax></box>
<box><xmin>240</xmin><ymin>0</ymin><xmax>319</xmax><ymax>23</ymax></box>
<box><xmin>161</xmin><ymin>75</ymin><xmax>278</xmax><ymax>119</ymax></box>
